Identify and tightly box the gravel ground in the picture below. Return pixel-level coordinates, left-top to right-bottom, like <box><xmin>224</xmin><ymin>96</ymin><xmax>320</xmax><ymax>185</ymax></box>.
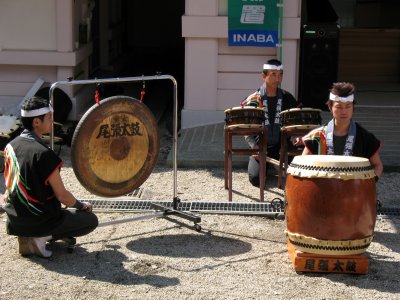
<box><xmin>1</xmin><ymin>130</ymin><xmax>399</xmax><ymax>300</ymax></box>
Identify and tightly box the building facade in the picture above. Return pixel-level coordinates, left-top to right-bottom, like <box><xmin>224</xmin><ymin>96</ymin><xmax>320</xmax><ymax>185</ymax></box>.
<box><xmin>0</xmin><ymin>0</ymin><xmax>399</xmax><ymax>129</ymax></box>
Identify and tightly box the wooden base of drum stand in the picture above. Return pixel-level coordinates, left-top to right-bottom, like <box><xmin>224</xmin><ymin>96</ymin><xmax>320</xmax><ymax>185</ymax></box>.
<box><xmin>287</xmin><ymin>241</ymin><xmax>369</xmax><ymax>274</ymax></box>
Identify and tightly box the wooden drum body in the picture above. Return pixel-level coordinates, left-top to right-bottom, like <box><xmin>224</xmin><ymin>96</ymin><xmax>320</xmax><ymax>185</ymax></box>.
<box><xmin>0</xmin><ymin>115</ymin><xmax>22</xmax><ymax>140</ymax></box>
<box><xmin>71</xmin><ymin>96</ymin><xmax>159</xmax><ymax>197</ymax></box>
<box><xmin>0</xmin><ymin>115</ymin><xmax>22</xmax><ymax>172</ymax></box>
<box><xmin>285</xmin><ymin>155</ymin><xmax>376</xmax><ymax>255</ymax></box>
<box><xmin>224</xmin><ymin>106</ymin><xmax>265</xmax><ymax>128</ymax></box>
<box><xmin>280</xmin><ymin>108</ymin><xmax>321</xmax><ymax>131</ymax></box>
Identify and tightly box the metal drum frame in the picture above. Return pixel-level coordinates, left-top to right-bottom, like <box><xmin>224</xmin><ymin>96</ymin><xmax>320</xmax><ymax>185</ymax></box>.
<box><xmin>49</xmin><ymin>75</ymin><xmax>201</xmax><ymax>233</ymax></box>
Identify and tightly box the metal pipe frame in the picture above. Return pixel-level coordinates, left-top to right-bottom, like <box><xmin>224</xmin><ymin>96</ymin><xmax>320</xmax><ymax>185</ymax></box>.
<box><xmin>49</xmin><ymin>75</ymin><xmax>179</xmax><ymax>199</ymax></box>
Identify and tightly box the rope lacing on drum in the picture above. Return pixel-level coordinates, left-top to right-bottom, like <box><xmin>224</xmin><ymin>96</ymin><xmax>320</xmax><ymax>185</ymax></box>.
<box><xmin>289</xmin><ymin>163</ymin><xmax>374</xmax><ymax>173</ymax></box>
<box><xmin>289</xmin><ymin>239</ymin><xmax>371</xmax><ymax>251</ymax></box>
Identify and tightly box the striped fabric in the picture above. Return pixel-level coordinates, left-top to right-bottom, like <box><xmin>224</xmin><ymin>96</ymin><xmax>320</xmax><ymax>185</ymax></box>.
<box><xmin>240</xmin><ymin>91</ymin><xmax>262</xmax><ymax>108</ymax></box>
<box><xmin>4</xmin><ymin>145</ymin><xmax>43</xmax><ymax>215</ymax></box>
<box><xmin>302</xmin><ymin>127</ymin><xmax>328</xmax><ymax>155</ymax></box>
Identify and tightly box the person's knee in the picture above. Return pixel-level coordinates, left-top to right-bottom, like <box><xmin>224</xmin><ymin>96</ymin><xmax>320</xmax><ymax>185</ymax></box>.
<box><xmin>248</xmin><ymin>156</ymin><xmax>261</xmax><ymax>187</ymax></box>
<box><xmin>76</xmin><ymin>211</ymin><xmax>99</xmax><ymax>234</ymax></box>
<box><xmin>87</xmin><ymin>212</ymin><xmax>99</xmax><ymax>230</ymax></box>
<box><xmin>249</xmin><ymin>175</ymin><xmax>260</xmax><ymax>187</ymax></box>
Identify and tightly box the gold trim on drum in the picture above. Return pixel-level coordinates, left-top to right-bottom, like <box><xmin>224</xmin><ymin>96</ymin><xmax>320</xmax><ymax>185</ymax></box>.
<box><xmin>280</xmin><ymin>107</ymin><xmax>322</xmax><ymax>115</ymax></box>
<box><xmin>285</xmin><ymin>230</ymin><xmax>374</xmax><ymax>255</ymax></box>
<box><xmin>226</xmin><ymin>124</ymin><xmax>263</xmax><ymax>129</ymax></box>
<box><xmin>224</xmin><ymin>106</ymin><xmax>266</xmax><ymax>113</ymax></box>
<box><xmin>287</xmin><ymin>155</ymin><xmax>376</xmax><ymax>180</ymax></box>
<box><xmin>0</xmin><ymin>115</ymin><xmax>22</xmax><ymax>138</ymax></box>
<box><xmin>41</xmin><ymin>135</ymin><xmax>63</xmax><ymax>144</ymax></box>
<box><xmin>281</xmin><ymin>124</ymin><xmax>320</xmax><ymax>131</ymax></box>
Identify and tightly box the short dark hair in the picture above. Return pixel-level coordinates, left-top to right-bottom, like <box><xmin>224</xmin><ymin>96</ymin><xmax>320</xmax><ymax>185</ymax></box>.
<box><xmin>263</xmin><ymin>59</ymin><xmax>283</xmax><ymax>75</ymax></box>
<box><xmin>266</xmin><ymin>59</ymin><xmax>282</xmax><ymax>66</ymax></box>
<box><xmin>330</xmin><ymin>82</ymin><xmax>355</xmax><ymax>97</ymax></box>
<box><xmin>326</xmin><ymin>82</ymin><xmax>356</xmax><ymax>109</ymax></box>
<box><xmin>20</xmin><ymin>96</ymin><xmax>49</xmax><ymax>130</ymax></box>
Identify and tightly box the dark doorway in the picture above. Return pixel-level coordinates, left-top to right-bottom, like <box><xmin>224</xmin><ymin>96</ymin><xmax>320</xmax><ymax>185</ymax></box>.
<box><xmin>298</xmin><ymin>0</ymin><xmax>339</xmax><ymax>110</ymax></box>
<box><xmin>89</xmin><ymin>0</ymin><xmax>185</xmax><ymax>127</ymax></box>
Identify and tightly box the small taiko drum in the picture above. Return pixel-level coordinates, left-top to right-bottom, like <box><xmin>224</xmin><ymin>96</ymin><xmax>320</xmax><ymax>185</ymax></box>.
<box><xmin>280</xmin><ymin>108</ymin><xmax>322</xmax><ymax>132</ymax></box>
<box><xmin>285</xmin><ymin>155</ymin><xmax>376</xmax><ymax>256</ymax></box>
<box><xmin>0</xmin><ymin>115</ymin><xmax>22</xmax><ymax>139</ymax></box>
<box><xmin>0</xmin><ymin>115</ymin><xmax>23</xmax><ymax>172</ymax></box>
<box><xmin>224</xmin><ymin>106</ymin><xmax>265</xmax><ymax>128</ymax></box>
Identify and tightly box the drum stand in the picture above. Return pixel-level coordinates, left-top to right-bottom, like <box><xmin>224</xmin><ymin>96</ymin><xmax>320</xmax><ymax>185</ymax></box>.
<box><xmin>287</xmin><ymin>241</ymin><xmax>369</xmax><ymax>274</ymax></box>
<box><xmin>49</xmin><ymin>75</ymin><xmax>202</xmax><ymax>242</ymax></box>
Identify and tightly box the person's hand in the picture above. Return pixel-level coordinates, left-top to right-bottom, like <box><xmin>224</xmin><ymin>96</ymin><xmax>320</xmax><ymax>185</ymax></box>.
<box><xmin>290</xmin><ymin>136</ymin><xmax>303</xmax><ymax>146</ymax></box>
<box><xmin>251</xmin><ymin>145</ymin><xmax>260</xmax><ymax>159</ymax></box>
<box><xmin>0</xmin><ymin>193</ymin><xmax>6</xmax><ymax>214</ymax></box>
<box><xmin>81</xmin><ymin>201</ymin><xmax>93</xmax><ymax>212</ymax></box>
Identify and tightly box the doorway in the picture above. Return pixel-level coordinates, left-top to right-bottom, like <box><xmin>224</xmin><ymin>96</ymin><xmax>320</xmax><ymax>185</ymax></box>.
<box><xmin>89</xmin><ymin>0</ymin><xmax>186</xmax><ymax>125</ymax></box>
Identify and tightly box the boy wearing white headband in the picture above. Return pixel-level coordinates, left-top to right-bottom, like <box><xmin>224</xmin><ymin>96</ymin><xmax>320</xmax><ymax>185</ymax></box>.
<box><xmin>2</xmin><ymin>96</ymin><xmax>98</xmax><ymax>258</ymax></box>
<box><xmin>302</xmin><ymin>82</ymin><xmax>383</xmax><ymax>177</ymax></box>
<box><xmin>241</xmin><ymin>59</ymin><xmax>299</xmax><ymax>187</ymax></box>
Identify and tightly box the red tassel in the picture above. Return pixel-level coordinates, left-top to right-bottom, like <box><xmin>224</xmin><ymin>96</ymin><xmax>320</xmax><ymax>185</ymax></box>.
<box><xmin>95</xmin><ymin>90</ymin><xmax>100</xmax><ymax>106</ymax></box>
<box><xmin>140</xmin><ymin>89</ymin><xmax>145</xmax><ymax>103</ymax></box>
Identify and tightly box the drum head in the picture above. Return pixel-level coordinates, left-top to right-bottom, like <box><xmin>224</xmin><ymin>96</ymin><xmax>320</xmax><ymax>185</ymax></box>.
<box><xmin>280</xmin><ymin>107</ymin><xmax>322</xmax><ymax>115</ymax></box>
<box><xmin>224</xmin><ymin>106</ymin><xmax>265</xmax><ymax>113</ymax></box>
<box><xmin>71</xmin><ymin>96</ymin><xmax>159</xmax><ymax>197</ymax></box>
<box><xmin>288</xmin><ymin>155</ymin><xmax>375</xmax><ymax>180</ymax></box>
<box><xmin>281</xmin><ymin>124</ymin><xmax>320</xmax><ymax>132</ymax></box>
<box><xmin>0</xmin><ymin>115</ymin><xmax>21</xmax><ymax>138</ymax></box>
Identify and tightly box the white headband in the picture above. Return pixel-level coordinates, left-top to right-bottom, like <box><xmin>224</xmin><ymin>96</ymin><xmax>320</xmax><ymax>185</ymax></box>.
<box><xmin>263</xmin><ymin>63</ymin><xmax>283</xmax><ymax>71</ymax></box>
<box><xmin>21</xmin><ymin>105</ymin><xmax>53</xmax><ymax>117</ymax></box>
<box><xmin>329</xmin><ymin>92</ymin><xmax>354</xmax><ymax>102</ymax></box>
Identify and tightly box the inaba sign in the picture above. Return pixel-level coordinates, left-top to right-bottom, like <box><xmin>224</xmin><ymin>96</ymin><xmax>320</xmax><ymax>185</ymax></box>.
<box><xmin>229</xmin><ymin>30</ymin><xmax>277</xmax><ymax>47</ymax></box>
<box><xmin>228</xmin><ymin>1</ymin><xmax>279</xmax><ymax>47</ymax></box>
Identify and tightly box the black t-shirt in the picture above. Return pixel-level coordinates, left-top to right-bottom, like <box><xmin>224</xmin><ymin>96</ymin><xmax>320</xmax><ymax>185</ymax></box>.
<box><xmin>244</xmin><ymin>88</ymin><xmax>298</xmax><ymax>150</ymax></box>
<box><xmin>303</xmin><ymin>122</ymin><xmax>381</xmax><ymax>159</ymax></box>
<box><xmin>333</xmin><ymin>135</ymin><xmax>347</xmax><ymax>155</ymax></box>
<box><xmin>3</xmin><ymin>134</ymin><xmax>64</xmax><ymax>236</ymax></box>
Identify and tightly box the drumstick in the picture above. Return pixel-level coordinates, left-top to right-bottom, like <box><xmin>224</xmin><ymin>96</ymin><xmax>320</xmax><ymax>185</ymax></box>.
<box><xmin>265</xmin><ymin>156</ymin><xmax>280</xmax><ymax>167</ymax></box>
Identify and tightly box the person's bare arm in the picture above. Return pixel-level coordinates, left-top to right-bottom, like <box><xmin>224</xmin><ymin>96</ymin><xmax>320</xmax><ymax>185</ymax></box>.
<box><xmin>48</xmin><ymin>171</ymin><xmax>92</xmax><ymax>211</ymax></box>
<box><xmin>369</xmin><ymin>152</ymin><xmax>383</xmax><ymax>177</ymax></box>
<box><xmin>302</xmin><ymin>146</ymin><xmax>313</xmax><ymax>155</ymax></box>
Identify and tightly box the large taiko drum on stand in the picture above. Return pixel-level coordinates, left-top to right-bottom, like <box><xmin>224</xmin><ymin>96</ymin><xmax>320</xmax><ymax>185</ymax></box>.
<box><xmin>285</xmin><ymin>155</ymin><xmax>377</xmax><ymax>256</ymax></box>
<box><xmin>280</xmin><ymin>108</ymin><xmax>322</xmax><ymax>131</ymax></box>
<box><xmin>224</xmin><ymin>106</ymin><xmax>265</xmax><ymax>128</ymax></box>
<box><xmin>0</xmin><ymin>115</ymin><xmax>23</xmax><ymax>172</ymax></box>
<box><xmin>71</xmin><ymin>96</ymin><xmax>159</xmax><ymax>197</ymax></box>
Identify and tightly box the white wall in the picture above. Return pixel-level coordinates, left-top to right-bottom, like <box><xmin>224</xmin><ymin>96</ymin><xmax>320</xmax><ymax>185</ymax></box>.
<box><xmin>0</xmin><ymin>0</ymin><xmax>94</xmax><ymax>119</ymax></box>
<box><xmin>0</xmin><ymin>0</ymin><xmax>56</xmax><ymax>50</ymax></box>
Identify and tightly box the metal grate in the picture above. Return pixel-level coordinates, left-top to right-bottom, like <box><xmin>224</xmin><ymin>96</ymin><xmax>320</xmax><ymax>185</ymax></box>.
<box><xmin>87</xmin><ymin>198</ymin><xmax>284</xmax><ymax>218</ymax></box>
<box><xmin>377</xmin><ymin>206</ymin><xmax>400</xmax><ymax>218</ymax></box>
<box><xmin>86</xmin><ymin>199</ymin><xmax>400</xmax><ymax>219</ymax></box>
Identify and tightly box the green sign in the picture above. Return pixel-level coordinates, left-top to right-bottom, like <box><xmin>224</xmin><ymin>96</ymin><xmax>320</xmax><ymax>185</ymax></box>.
<box><xmin>228</xmin><ymin>0</ymin><xmax>279</xmax><ymax>47</ymax></box>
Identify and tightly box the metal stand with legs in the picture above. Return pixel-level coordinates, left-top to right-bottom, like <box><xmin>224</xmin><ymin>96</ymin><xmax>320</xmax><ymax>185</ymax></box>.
<box><xmin>49</xmin><ymin>75</ymin><xmax>202</xmax><ymax>236</ymax></box>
